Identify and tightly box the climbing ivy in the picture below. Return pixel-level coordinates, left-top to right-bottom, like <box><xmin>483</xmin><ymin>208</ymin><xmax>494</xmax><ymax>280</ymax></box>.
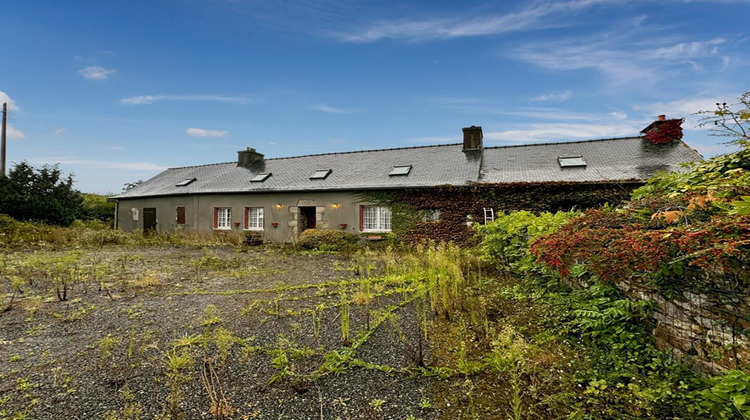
<box><xmin>360</xmin><ymin>182</ymin><xmax>635</xmax><ymax>245</ymax></box>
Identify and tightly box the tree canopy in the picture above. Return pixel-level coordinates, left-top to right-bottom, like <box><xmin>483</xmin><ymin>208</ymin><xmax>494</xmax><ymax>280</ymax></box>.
<box><xmin>0</xmin><ymin>161</ymin><xmax>84</xmax><ymax>226</ymax></box>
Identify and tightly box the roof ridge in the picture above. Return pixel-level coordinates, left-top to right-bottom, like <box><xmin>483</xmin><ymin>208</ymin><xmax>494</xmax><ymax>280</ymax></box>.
<box><xmin>264</xmin><ymin>142</ymin><xmax>463</xmax><ymax>161</ymax></box>
<box><xmin>167</xmin><ymin>143</ymin><xmax>464</xmax><ymax>169</ymax></box>
<box><xmin>167</xmin><ymin>137</ymin><xmax>656</xmax><ymax>170</ymax></box>
<box><xmin>483</xmin><ymin>136</ymin><xmax>644</xmax><ymax>150</ymax></box>
<box><xmin>169</xmin><ymin>161</ymin><xmax>235</xmax><ymax>170</ymax></box>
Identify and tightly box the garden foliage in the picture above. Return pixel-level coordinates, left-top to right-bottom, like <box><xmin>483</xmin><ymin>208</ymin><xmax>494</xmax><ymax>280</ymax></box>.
<box><xmin>476</xmin><ymin>142</ymin><xmax>750</xmax><ymax>418</ymax></box>
<box><xmin>475</xmin><ymin>210</ymin><xmax>577</xmax><ymax>274</ymax></box>
<box><xmin>297</xmin><ymin>229</ymin><xmax>360</xmax><ymax>251</ymax></box>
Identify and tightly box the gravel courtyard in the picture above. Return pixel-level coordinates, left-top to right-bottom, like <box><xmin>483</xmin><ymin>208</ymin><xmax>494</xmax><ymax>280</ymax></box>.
<box><xmin>0</xmin><ymin>246</ymin><xmax>456</xmax><ymax>420</ymax></box>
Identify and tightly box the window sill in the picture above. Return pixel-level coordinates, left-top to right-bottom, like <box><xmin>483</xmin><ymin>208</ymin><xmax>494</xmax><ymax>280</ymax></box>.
<box><xmin>244</xmin><ymin>228</ymin><xmax>264</xmax><ymax>232</ymax></box>
<box><xmin>213</xmin><ymin>227</ymin><xmax>232</xmax><ymax>231</ymax></box>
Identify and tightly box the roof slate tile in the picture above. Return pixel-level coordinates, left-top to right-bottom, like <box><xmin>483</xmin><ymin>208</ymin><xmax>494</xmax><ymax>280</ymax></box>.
<box><xmin>114</xmin><ymin>137</ymin><xmax>702</xmax><ymax>199</ymax></box>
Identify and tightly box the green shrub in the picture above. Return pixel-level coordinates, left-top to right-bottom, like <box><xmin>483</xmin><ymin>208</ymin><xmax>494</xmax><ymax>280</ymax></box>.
<box><xmin>689</xmin><ymin>370</ymin><xmax>750</xmax><ymax>419</ymax></box>
<box><xmin>80</xmin><ymin>193</ymin><xmax>115</xmax><ymax>224</ymax></box>
<box><xmin>297</xmin><ymin>229</ymin><xmax>359</xmax><ymax>251</ymax></box>
<box><xmin>0</xmin><ymin>214</ymin><xmax>56</xmax><ymax>247</ymax></box>
<box><xmin>475</xmin><ymin>210</ymin><xmax>577</xmax><ymax>274</ymax></box>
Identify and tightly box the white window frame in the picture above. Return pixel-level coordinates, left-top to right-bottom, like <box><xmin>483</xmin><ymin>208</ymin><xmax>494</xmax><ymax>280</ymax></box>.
<box><xmin>362</xmin><ymin>206</ymin><xmax>392</xmax><ymax>232</ymax></box>
<box><xmin>216</xmin><ymin>207</ymin><xmax>232</xmax><ymax>230</ymax></box>
<box><xmin>245</xmin><ymin>207</ymin><xmax>264</xmax><ymax>231</ymax></box>
<box><xmin>422</xmin><ymin>209</ymin><xmax>440</xmax><ymax>223</ymax></box>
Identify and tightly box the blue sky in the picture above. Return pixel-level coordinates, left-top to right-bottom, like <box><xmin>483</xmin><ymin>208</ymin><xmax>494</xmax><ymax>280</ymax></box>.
<box><xmin>2</xmin><ymin>0</ymin><xmax>748</xmax><ymax>194</ymax></box>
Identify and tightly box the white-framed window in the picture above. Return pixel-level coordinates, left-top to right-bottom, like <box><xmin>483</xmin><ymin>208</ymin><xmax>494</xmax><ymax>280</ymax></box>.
<box><xmin>361</xmin><ymin>206</ymin><xmax>391</xmax><ymax>232</ymax></box>
<box><xmin>245</xmin><ymin>207</ymin><xmax>264</xmax><ymax>230</ymax></box>
<box><xmin>422</xmin><ymin>209</ymin><xmax>440</xmax><ymax>223</ymax></box>
<box><xmin>214</xmin><ymin>207</ymin><xmax>232</xmax><ymax>230</ymax></box>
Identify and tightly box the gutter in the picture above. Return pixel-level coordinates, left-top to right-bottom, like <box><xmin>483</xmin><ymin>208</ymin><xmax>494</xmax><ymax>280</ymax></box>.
<box><xmin>113</xmin><ymin>200</ymin><xmax>119</xmax><ymax>229</ymax></box>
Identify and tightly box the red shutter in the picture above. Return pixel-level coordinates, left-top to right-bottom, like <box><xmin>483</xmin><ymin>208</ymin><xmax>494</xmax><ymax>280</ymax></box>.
<box><xmin>244</xmin><ymin>207</ymin><xmax>249</xmax><ymax>230</ymax></box>
<box><xmin>359</xmin><ymin>205</ymin><xmax>364</xmax><ymax>231</ymax></box>
<box><xmin>213</xmin><ymin>208</ymin><xmax>219</xmax><ymax>228</ymax></box>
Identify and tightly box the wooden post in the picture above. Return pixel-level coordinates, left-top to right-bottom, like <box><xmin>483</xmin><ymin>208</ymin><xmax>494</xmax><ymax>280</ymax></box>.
<box><xmin>1</xmin><ymin>102</ymin><xmax>6</xmax><ymax>177</ymax></box>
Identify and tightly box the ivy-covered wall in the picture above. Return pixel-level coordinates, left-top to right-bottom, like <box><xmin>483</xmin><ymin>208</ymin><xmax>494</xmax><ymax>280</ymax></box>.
<box><xmin>363</xmin><ymin>182</ymin><xmax>638</xmax><ymax>245</ymax></box>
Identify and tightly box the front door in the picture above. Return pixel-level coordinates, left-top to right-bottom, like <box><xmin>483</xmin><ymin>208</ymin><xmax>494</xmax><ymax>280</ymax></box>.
<box><xmin>143</xmin><ymin>208</ymin><xmax>157</xmax><ymax>234</ymax></box>
<box><xmin>299</xmin><ymin>206</ymin><xmax>316</xmax><ymax>233</ymax></box>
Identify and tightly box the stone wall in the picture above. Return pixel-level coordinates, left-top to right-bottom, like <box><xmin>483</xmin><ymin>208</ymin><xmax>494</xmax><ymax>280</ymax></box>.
<box><xmin>616</xmin><ymin>269</ymin><xmax>750</xmax><ymax>374</ymax></box>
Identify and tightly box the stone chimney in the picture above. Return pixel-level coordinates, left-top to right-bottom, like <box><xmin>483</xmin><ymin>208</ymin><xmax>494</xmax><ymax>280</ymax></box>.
<box><xmin>237</xmin><ymin>147</ymin><xmax>264</xmax><ymax>167</ymax></box>
<box><xmin>462</xmin><ymin>126</ymin><xmax>483</xmax><ymax>151</ymax></box>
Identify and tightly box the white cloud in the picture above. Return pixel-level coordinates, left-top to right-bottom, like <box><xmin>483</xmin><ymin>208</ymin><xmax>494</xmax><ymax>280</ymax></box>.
<box><xmin>635</xmin><ymin>96</ymin><xmax>725</xmax><ymax>117</ymax></box>
<box><xmin>0</xmin><ymin>92</ymin><xmax>24</xmax><ymax>138</ymax></box>
<box><xmin>186</xmin><ymin>128</ymin><xmax>228</xmax><ymax>138</ymax></box>
<box><xmin>331</xmin><ymin>0</ymin><xmax>620</xmax><ymax>42</ymax></box>
<box><xmin>30</xmin><ymin>159</ymin><xmax>167</xmax><ymax>171</ymax></box>
<box><xmin>54</xmin><ymin>128</ymin><xmax>67</xmax><ymax>135</ymax></box>
<box><xmin>484</xmin><ymin>122</ymin><xmax>642</xmax><ymax>143</ymax></box>
<box><xmin>633</xmin><ymin>95</ymin><xmax>732</xmax><ymax>131</ymax></box>
<box><xmin>692</xmin><ymin>143</ymin><xmax>735</xmax><ymax>157</ymax></box>
<box><xmin>512</xmin><ymin>33</ymin><xmax>727</xmax><ymax>85</ymax></box>
<box><xmin>7</xmin><ymin>125</ymin><xmax>25</xmax><ymax>140</ymax></box>
<box><xmin>311</xmin><ymin>103</ymin><xmax>354</xmax><ymax>114</ymax></box>
<box><xmin>78</xmin><ymin>66</ymin><xmax>118</xmax><ymax>80</ymax></box>
<box><xmin>120</xmin><ymin>95</ymin><xmax>252</xmax><ymax>105</ymax></box>
<box><xmin>529</xmin><ymin>90</ymin><xmax>573</xmax><ymax>103</ymax></box>
<box><xmin>0</xmin><ymin>91</ymin><xmax>20</xmax><ymax>111</ymax></box>
<box><xmin>611</xmin><ymin>111</ymin><xmax>628</xmax><ymax>119</ymax></box>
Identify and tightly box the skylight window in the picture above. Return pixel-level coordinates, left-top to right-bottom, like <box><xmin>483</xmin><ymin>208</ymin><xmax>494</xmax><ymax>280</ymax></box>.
<box><xmin>175</xmin><ymin>178</ymin><xmax>196</xmax><ymax>187</ymax></box>
<box><xmin>389</xmin><ymin>165</ymin><xmax>412</xmax><ymax>176</ymax></box>
<box><xmin>558</xmin><ymin>156</ymin><xmax>586</xmax><ymax>168</ymax></box>
<box><xmin>310</xmin><ymin>169</ymin><xmax>332</xmax><ymax>180</ymax></box>
<box><xmin>250</xmin><ymin>173</ymin><xmax>272</xmax><ymax>183</ymax></box>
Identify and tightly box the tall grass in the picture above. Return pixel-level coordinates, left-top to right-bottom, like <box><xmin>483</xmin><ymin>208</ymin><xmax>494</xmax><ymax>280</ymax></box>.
<box><xmin>0</xmin><ymin>214</ymin><xmax>245</xmax><ymax>249</ymax></box>
<box><xmin>382</xmin><ymin>242</ymin><xmax>470</xmax><ymax>320</ymax></box>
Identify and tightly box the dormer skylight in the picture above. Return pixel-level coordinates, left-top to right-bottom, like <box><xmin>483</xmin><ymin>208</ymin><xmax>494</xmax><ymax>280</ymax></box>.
<box><xmin>250</xmin><ymin>173</ymin><xmax>272</xmax><ymax>183</ymax></box>
<box><xmin>389</xmin><ymin>165</ymin><xmax>412</xmax><ymax>176</ymax></box>
<box><xmin>558</xmin><ymin>156</ymin><xmax>586</xmax><ymax>168</ymax></box>
<box><xmin>175</xmin><ymin>178</ymin><xmax>197</xmax><ymax>187</ymax></box>
<box><xmin>310</xmin><ymin>169</ymin><xmax>332</xmax><ymax>180</ymax></box>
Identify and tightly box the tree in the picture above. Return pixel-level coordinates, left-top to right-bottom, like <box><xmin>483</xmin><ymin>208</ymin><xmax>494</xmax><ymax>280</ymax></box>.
<box><xmin>0</xmin><ymin>161</ymin><xmax>84</xmax><ymax>226</ymax></box>
<box><xmin>80</xmin><ymin>193</ymin><xmax>116</xmax><ymax>224</ymax></box>
<box><xmin>123</xmin><ymin>180</ymin><xmax>143</xmax><ymax>192</ymax></box>
<box><xmin>697</xmin><ymin>91</ymin><xmax>750</xmax><ymax>145</ymax></box>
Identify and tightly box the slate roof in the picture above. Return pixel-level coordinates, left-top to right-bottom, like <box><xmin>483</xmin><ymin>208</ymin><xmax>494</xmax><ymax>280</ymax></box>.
<box><xmin>481</xmin><ymin>136</ymin><xmax>702</xmax><ymax>184</ymax></box>
<box><xmin>115</xmin><ymin>144</ymin><xmax>482</xmax><ymax>199</ymax></box>
<box><xmin>114</xmin><ymin>136</ymin><xmax>702</xmax><ymax>199</ymax></box>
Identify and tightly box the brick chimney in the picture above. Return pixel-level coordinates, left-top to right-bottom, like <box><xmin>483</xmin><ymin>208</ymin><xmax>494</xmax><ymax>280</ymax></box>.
<box><xmin>237</xmin><ymin>147</ymin><xmax>264</xmax><ymax>167</ymax></box>
<box><xmin>462</xmin><ymin>126</ymin><xmax>483</xmax><ymax>151</ymax></box>
<box><xmin>640</xmin><ymin>115</ymin><xmax>684</xmax><ymax>144</ymax></box>
<box><xmin>640</xmin><ymin>115</ymin><xmax>668</xmax><ymax>136</ymax></box>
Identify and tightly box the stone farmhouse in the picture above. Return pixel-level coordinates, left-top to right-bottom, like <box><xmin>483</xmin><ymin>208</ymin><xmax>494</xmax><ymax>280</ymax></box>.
<box><xmin>113</xmin><ymin>118</ymin><xmax>702</xmax><ymax>243</ymax></box>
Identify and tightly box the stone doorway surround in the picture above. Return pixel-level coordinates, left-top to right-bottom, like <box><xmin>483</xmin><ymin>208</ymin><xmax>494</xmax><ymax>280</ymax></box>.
<box><xmin>287</xmin><ymin>199</ymin><xmax>329</xmax><ymax>234</ymax></box>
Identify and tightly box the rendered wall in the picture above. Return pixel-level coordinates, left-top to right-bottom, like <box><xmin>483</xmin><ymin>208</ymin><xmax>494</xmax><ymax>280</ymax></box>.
<box><xmin>115</xmin><ymin>191</ymin><xmax>368</xmax><ymax>242</ymax></box>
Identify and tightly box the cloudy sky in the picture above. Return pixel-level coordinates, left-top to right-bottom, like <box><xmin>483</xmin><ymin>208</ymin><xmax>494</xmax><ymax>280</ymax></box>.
<box><xmin>2</xmin><ymin>0</ymin><xmax>748</xmax><ymax>193</ymax></box>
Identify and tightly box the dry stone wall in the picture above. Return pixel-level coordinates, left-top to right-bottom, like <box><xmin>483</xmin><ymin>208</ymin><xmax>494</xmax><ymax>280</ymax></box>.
<box><xmin>616</xmin><ymin>269</ymin><xmax>750</xmax><ymax>374</ymax></box>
